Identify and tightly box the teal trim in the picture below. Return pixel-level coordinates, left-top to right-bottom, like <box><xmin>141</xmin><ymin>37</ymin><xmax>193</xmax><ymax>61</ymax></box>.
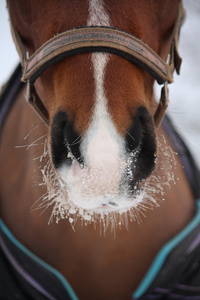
<box><xmin>133</xmin><ymin>199</ymin><xmax>200</xmax><ymax>299</ymax></box>
<box><xmin>0</xmin><ymin>219</ymin><xmax>79</xmax><ymax>300</ymax></box>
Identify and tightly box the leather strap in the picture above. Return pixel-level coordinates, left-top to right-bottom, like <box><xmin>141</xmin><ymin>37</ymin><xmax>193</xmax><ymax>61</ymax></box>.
<box><xmin>154</xmin><ymin>83</ymin><xmax>169</xmax><ymax>128</ymax></box>
<box><xmin>21</xmin><ymin>26</ymin><xmax>173</xmax><ymax>85</ymax></box>
<box><xmin>26</xmin><ymin>82</ymin><xmax>49</xmax><ymax>126</ymax></box>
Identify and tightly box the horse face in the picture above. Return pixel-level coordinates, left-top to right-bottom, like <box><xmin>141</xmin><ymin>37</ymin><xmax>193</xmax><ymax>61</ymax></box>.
<box><xmin>8</xmin><ymin>0</ymin><xmax>179</xmax><ymax>214</ymax></box>
<box><xmin>46</xmin><ymin>1</ymin><xmax>162</xmax><ymax>213</ymax></box>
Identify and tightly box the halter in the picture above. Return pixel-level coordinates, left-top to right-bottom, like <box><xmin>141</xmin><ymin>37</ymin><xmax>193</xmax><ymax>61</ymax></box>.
<box><xmin>8</xmin><ymin>1</ymin><xmax>185</xmax><ymax>127</ymax></box>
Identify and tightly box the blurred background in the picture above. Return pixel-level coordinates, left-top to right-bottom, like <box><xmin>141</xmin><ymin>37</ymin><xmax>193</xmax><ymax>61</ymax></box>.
<box><xmin>0</xmin><ymin>0</ymin><xmax>199</xmax><ymax>168</ymax></box>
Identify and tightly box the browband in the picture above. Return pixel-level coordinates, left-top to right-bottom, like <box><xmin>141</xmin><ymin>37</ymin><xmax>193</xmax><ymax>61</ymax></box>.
<box><xmin>8</xmin><ymin>0</ymin><xmax>185</xmax><ymax>127</ymax></box>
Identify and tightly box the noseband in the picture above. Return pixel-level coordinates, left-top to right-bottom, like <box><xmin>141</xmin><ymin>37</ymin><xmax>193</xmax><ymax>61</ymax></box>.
<box><xmin>9</xmin><ymin>1</ymin><xmax>185</xmax><ymax>127</ymax></box>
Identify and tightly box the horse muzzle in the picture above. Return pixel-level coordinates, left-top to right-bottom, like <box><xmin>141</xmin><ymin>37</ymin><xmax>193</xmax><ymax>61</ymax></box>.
<box><xmin>50</xmin><ymin>108</ymin><xmax>156</xmax><ymax>212</ymax></box>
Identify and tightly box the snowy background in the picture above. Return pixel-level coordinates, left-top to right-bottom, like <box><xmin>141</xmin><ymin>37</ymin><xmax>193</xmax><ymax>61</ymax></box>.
<box><xmin>0</xmin><ymin>0</ymin><xmax>199</xmax><ymax>168</ymax></box>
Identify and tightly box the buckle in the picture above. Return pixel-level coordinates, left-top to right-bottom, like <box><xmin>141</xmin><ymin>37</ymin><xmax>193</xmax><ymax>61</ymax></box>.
<box><xmin>154</xmin><ymin>82</ymin><xmax>169</xmax><ymax>127</ymax></box>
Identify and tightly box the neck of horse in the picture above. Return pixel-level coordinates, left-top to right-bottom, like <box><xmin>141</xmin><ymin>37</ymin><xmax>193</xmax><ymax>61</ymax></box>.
<box><xmin>0</xmin><ymin>89</ymin><xmax>195</xmax><ymax>299</ymax></box>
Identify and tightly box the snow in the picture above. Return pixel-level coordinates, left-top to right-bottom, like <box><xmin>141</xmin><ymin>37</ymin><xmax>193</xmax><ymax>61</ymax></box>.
<box><xmin>0</xmin><ymin>0</ymin><xmax>199</xmax><ymax>168</ymax></box>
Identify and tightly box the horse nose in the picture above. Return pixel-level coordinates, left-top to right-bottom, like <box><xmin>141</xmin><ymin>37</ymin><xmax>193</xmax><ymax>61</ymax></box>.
<box><xmin>51</xmin><ymin>111</ymin><xmax>83</xmax><ymax>169</ymax></box>
<box><xmin>51</xmin><ymin>107</ymin><xmax>156</xmax><ymax>189</ymax></box>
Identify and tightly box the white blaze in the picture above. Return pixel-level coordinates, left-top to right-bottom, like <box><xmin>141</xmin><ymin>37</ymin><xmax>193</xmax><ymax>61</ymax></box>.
<box><xmin>87</xmin><ymin>0</ymin><xmax>110</xmax><ymax>27</ymax></box>
<box><xmin>84</xmin><ymin>0</ymin><xmax>125</xmax><ymax>173</ymax></box>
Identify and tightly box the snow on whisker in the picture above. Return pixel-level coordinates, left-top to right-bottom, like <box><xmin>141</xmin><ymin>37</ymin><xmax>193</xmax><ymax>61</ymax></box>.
<box><xmin>33</xmin><ymin>133</ymin><xmax>177</xmax><ymax>235</ymax></box>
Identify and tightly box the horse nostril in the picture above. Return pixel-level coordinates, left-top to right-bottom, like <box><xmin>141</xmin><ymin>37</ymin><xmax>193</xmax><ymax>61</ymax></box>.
<box><xmin>51</xmin><ymin>111</ymin><xmax>83</xmax><ymax>169</ymax></box>
<box><xmin>51</xmin><ymin>111</ymin><xmax>70</xmax><ymax>169</ymax></box>
<box><xmin>125</xmin><ymin>107</ymin><xmax>157</xmax><ymax>183</ymax></box>
<box><xmin>65</xmin><ymin>121</ymin><xmax>83</xmax><ymax>166</ymax></box>
<box><xmin>125</xmin><ymin>112</ymin><xmax>143</xmax><ymax>152</ymax></box>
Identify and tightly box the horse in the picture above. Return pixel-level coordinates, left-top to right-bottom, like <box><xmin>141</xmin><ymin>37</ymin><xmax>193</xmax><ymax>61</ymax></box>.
<box><xmin>1</xmin><ymin>0</ymin><xmax>200</xmax><ymax>299</ymax></box>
